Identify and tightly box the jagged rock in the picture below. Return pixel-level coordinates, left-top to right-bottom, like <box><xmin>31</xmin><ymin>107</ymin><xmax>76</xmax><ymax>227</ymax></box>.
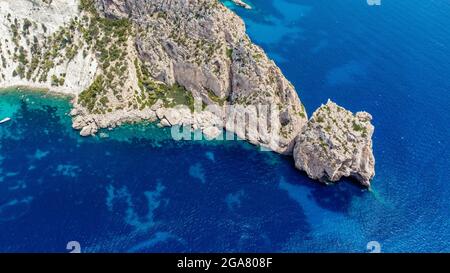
<box><xmin>72</xmin><ymin>116</ymin><xmax>86</xmax><ymax>130</ymax></box>
<box><xmin>160</xmin><ymin>118</ymin><xmax>171</xmax><ymax>127</ymax></box>
<box><xmin>156</xmin><ymin>108</ymin><xmax>167</xmax><ymax>120</ymax></box>
<box><xmin>70</xmin><ymin>108</ymin><xmax>81</xmax><ymax>117</ymax></box>
<box><xmin>164</xmin><ymin>108</ymin><xmax>182</xmax><ymax>126</ymax></box>
<box><xmin>151</xmin><ymin>99</ymin><xmax>164</xmax><ymax>111</ymax></box>
<box><xmin>203</xmin><ymin>126</ymin><xmax>222</xmax><ymax>140</ymax></box>
<box><xmin>293</xmin><ymin>100</ymin><xmax>375</xmax><ymax>187</ymax></box>
<box><xmin>80</xmin><ymin>123</ymin><xmax>98</xmax><ymax>137</ymax></box>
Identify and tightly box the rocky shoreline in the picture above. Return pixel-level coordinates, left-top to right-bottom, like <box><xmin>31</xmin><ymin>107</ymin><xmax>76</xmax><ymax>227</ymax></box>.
<box><xmin>0</xmin><ymin>0</ymin><xmax>375</xmax><ymax>187</ymax></box>
<box><xmin>294</xmin><ymin>100</ymin><xmax>375</xmax><ymax>187</ymax></box>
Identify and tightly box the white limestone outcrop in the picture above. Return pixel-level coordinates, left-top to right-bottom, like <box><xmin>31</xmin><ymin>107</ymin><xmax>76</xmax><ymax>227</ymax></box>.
<box><xmin>0</xmin><ymin>0</ymin><xmax>97</xmax><ymax>95</ymax></box>
<box><xmin>293</xmin><ymin>100</ymin><xmax>375</xmax><ymax>187</ymax></box>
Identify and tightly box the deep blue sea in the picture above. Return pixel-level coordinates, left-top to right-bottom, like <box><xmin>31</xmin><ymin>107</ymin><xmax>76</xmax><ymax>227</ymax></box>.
<box><xmin>1</xmin><ymin>0</ymin><xmax>450</xmax><ymax>252</ymax></box>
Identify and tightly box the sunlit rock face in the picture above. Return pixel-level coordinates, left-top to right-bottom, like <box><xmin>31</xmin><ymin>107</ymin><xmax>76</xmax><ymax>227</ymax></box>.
<box><xmin>0</xmin><ymin>0</ymin><xmax>97</xmax><ymax>95</ymax></box>
<box><xmin>293</xmin><ymin>100</ymin><xmax>375</xmax><ymax>187</ymax></box>
<box><xmin>95</xmin><ymin>0</ymin><xmax>309</xmax><ymax>154</ymax></box>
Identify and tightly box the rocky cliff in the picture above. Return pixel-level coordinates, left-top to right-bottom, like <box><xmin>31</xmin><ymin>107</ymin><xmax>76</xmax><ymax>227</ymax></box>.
<box><xmin>293</xmin><ymin>100</ymin><xmax>375</xmax><ymax>187</ymax></box>
<box><xmin>90</xmin><ymin>0</ymin><xmax>308</xmax><ymax>154</ymax></box>
<box><xmin>0</xmin><ymin>0</ymin><xmax>375</xmax><ymax>186</ymax></box>
<box><xmin>0</xmin><ymin>0</ymin><xmax>97</xmax><ymax>94</ymax></box>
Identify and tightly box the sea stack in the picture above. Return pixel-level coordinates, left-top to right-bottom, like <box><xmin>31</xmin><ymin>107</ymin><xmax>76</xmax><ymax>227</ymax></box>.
<box><xmin>293</xmin><ymin>100</ymin><xmax>375</xmax><ymax>187</ymax></box>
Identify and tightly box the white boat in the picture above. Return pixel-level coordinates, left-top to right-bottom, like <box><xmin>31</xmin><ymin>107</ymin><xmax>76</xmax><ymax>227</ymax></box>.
<box><xmin>0</xmin><ymin>117</ymin><xmax>11</xmax><ymax>124</ymax></box>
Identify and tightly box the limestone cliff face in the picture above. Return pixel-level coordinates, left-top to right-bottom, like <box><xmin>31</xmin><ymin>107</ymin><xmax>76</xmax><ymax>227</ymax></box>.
<box><xmin>293</xmin><ymin>100</ymin><xmax>375</xmax><ymax>187</ymax></box>
<box><xmin>0</xmin><ymin>0</ymin><xmax>375</xmax><ymax>186</ymax></box>
<box><xmin>0</xmin><ymin>0</ymin><xmax>97</xmax><ymax>94</ymax></box>
<box><xmin>93</xmin><ymin>0</ymin><xmax>308</xmax><ymax>154</ymax></box>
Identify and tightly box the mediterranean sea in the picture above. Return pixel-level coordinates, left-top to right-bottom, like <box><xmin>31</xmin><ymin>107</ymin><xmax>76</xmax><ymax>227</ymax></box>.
<box><xmin>1</xmin><ymin>0</ymin><xmax>449</xmax><ymax>252</ymax></box>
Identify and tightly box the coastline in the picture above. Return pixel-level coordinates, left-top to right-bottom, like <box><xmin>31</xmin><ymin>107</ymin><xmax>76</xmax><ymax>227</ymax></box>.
<box><xmin>0</xmin><ymin>86</ymin><xmax>271</xmax><ymax>153</ymax></box>
<box><xmin>0</xmin><ymin>0</ymin><xmax>375</xmax><ymax>187</ymax></box>
<box><xmin>0</xmin><ymin>86</ymin><xmax>228</xmax><ymax>143</ymax></box>
<box><xmin>0</xmin><ymin>86</ymin><xmax>281</xmax><ymax>153</ymax></box>
<box><xmin>0</xmin><ymin>85</ymin><xmax>76</xmax><ymax>100</ymax></box>
<box><xmin>0</xmin><ymin>0</ymin><xmax>308</xmax><ymax>154</ymax></box>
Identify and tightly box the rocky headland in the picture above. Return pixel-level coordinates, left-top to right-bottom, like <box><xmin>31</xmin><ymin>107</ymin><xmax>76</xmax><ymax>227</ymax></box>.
<box><xmin>293</xmin><ymin>100</ymin><xmax>375</xmax><ymax>187</ymax></box>
<box><xmin>0</xmin><ymin>0</ymin><xmax>375</xmax><ymax>187</ymax></box>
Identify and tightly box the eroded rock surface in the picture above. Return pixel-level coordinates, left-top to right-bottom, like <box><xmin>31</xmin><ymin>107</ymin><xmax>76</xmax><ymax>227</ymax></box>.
<box><xmin>93</xmin><ymin>0</ymin><xmax>308</xmax><ymax>154</ymax></box>
<box><xmin>293</xmin><ymin>100</ymin><xmax>375</xmax><ymax>187</ymax></box>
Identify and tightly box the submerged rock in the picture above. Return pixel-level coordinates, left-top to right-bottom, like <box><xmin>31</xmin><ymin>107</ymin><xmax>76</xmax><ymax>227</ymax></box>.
<box><xmin>293</xmin><ymin>100</ymin><xmax>375</xmax><ymax>187</ymax></box>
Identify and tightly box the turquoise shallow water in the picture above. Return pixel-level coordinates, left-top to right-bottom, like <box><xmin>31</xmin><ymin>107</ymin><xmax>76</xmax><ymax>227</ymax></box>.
<box><xmin>1</xmin><ymin>0</ymin><xmax>450</xmax><ymax>252</ymax></box>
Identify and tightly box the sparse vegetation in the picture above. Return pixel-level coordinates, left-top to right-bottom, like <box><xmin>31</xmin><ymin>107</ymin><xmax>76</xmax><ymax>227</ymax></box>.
<box><xmin>226</xmin><ymin>48</ymin><xmax>233</xmax><ymax>60</ymax></box>
<box><xmin>352</xmin><ymin>121</ymin><xmax>366</xmax><ymax>132</ymax></box>
<box><xmin>134</xmin><ymin>58</ymin><xmax>195</xmax><ymax>111</ymax></box>
<box><xmin>206</xmin><ymin>88</ymin><xmax>227</xmax><ymax>106</ymax></box>
<box><xmin>79</xmin><ymin>75</ymin><xmax>104</xmax><ymax>111</ymax></box>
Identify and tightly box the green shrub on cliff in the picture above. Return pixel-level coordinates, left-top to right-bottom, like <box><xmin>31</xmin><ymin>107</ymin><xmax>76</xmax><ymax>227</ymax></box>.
<box><xmin>79</xmin><ymin>76</ymin><xmax>104</xmax><ymax>111</ymax></box>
